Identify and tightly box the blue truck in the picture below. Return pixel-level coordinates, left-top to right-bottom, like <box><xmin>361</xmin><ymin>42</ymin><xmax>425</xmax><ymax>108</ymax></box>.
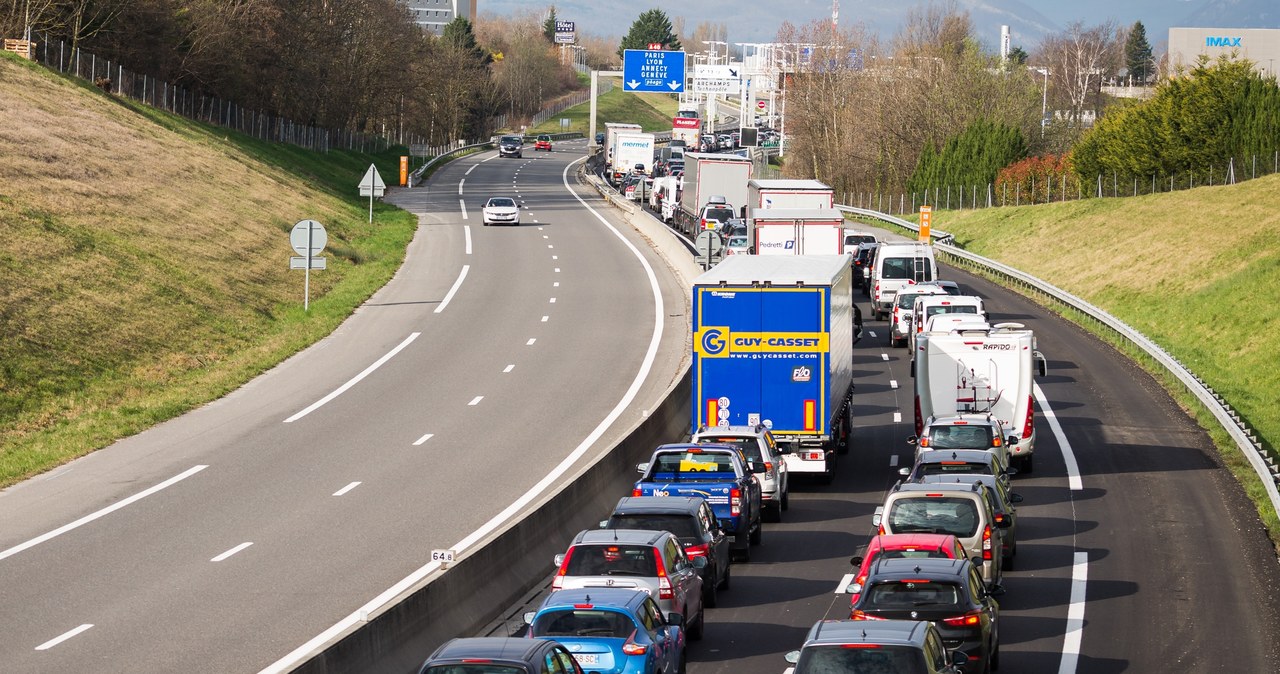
<box><xmin>691</xmin><ymin>255</ymin><xmax>858</xmax><ymax>483</ymax></box>
<box><xmin>634</xmin><ymin>443</ymin><xmax>765</xmax><ymax>562</ymax></box>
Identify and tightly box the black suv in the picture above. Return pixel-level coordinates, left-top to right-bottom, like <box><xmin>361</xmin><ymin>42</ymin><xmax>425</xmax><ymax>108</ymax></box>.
<box><xmin>850</xmin><ymin>558</ymin><xmax>999</xmax><ymax>673</ymax></box>
<box><xmin>498</xmin><ymin>134</ymin><xmax>523</xmax><ymax>158</ymax></box>
<box><xmin>601</xmin><ymin>496</ymin><xmax>731</xmax><ymax>607</ymax></box>
<box><xmin>785</xmin><ymin>619</ymin><xmax>967</xmax><ymax>673</ymax></box>
<box><xmin>418</xmin><ymin>637</ymin><xmax>583</xmax><ymax>674</ymax></box>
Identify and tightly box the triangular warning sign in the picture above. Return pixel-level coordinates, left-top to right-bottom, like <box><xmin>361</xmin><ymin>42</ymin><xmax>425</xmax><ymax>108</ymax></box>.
<box><xmin>360</xmin><ymin>163</ymin><xmax>386</xmax><ymax>190</ymax></box>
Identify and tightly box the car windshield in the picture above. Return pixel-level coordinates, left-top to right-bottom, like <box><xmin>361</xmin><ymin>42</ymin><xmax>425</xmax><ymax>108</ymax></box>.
<box><xmin>863</xmin><ymin>580</ymin><xmax>965</xmax><ymax>611</ymax></box>
<box><xmin>487</xmin><ymin>198</ymin><xmax>516</xmax><ymax>208</ymax></box>
<box><xmin>531</xmin><ymin>608</ymin><xmax>637</xmax><ymax>638</ymax></box>
<box><xmin>844</xmin><ymin>234</ymin><xmax>875</xmax><ymax>246</ymax></box>
<box><xmin>650</xmin><ymin>451</ymin><xmax>736</xmax><ymax>477</ymax></box>
<box><xmin>500</xmin><ymin>136</ymin><xmax>521</xmax><ymax>143</ymax></box>
<box><xmin>897</xmin><ymin>293</ymin><xmax>931</xmax><ymax>309</ymax></box>
<box><xmin>608</xmin><ymin>514</ymin><xmax>699</xmax><ymax>538</ymax></box>
<box><xmin>882</xmin><ymin>257</ymin><xmax>934</xmax><ymax>281</ymax></box>
<box><xmin>704</xmin><ymin>207</ymin><xmax>735</xmax><ymax>222</ymax></box>
<box><xmin>538</xmin><ymin>135</ymin><xmax>550</xmax><ymax>141</ymax></box>
<box><xmin>927</xmin><ymin>426</ymin><xmax>993</xmax><ymax>449</ymax></box>
<box><xmin>796</xmin><ymin>645</ymin><xmax>927</xmax><ymax>674</ymax></box>
<box><xmin>916</xmin><ymin>462</ymin><xmax>992</xmax><ymax>479</ymax></box>
<box><xmin>564</xmin><ymin>544</ymin><xmax>658</xmax><ymax>576</ymax></box>
<box><xmin>888</xmin><ymin>497</ymin><xmax>979</xmax><ymax>537</ymax></box>
<box><xmin>425</xmin><ymin>666</ymin><xmax>525</xmax><ymax>674</ymax></box>
<box><xmin>727</xmin><ymin>236</ymin><xmax>750</xmax><ymax>247</ymax></box>
<box><xmin>878</xmin><ymin>548</ymin><xmax>954</xmax><ymax>561</ymax></box>
<box><xmin>926</xmin><ymin>305</ymin><xmax>979</xmax><ymax>317</ymax></box>
<box><xmin>698</xmin><ymin>437</ymin><xmax>762</xmax><ymax>462</ymax></box>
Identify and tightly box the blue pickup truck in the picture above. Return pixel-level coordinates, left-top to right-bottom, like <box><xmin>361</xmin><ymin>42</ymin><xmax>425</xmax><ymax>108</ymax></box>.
<box><xmin>633</xmin><ymin>443</ymin><xmax>765</xmax><ymax>562</ymax></box>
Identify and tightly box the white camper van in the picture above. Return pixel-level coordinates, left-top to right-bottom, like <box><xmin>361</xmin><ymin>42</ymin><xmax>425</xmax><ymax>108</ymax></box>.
<box><xmin>909</xmin><ymin>295</ymin><xmax>988</xmax><ymax>353</ymax></box>
<box><xmin>914</xmin><ymin>322</ymin><xmax>1047</xmax><ymax>472</ymax></box>
<box><xmin>871</xmin><ymin>242</ymin><xmax>937</xmax><ymax>320</ymax></box>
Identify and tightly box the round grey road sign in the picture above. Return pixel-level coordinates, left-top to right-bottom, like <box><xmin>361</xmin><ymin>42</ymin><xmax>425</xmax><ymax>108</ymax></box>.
<box><xmin>290</xmin><ymin>220</ymin><xmax>327</xmax><ymax>256</ymax></box>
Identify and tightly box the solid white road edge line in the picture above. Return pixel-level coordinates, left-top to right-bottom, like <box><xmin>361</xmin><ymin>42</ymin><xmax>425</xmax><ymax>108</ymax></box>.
<box><xmin>284</xmin><ymin>333</ymin><xmax>422</xmax><ymax>423</ymax></box>
<box><xmin>35</xmin><ymin>624</ymin><xmax>94</xmax><ymax>651</ymax></box>
<box><xmin>464</xmin><ymin>225</ymin><xmax>472</xmax><ymax>254</ymax></box>
<box><xmin>211</xmin><ymin>541</ymin><xmax>253</xmax><ymax>562</ymax></box>
<box><xmin>1034</xmin><ymin>383</ymin><xmax>1082</xmax><ymax>491</ymax></box>
<box><xmin>434</xmin><ymin>265</ymin><xmax>471</xmax><ymax>315</ymax></box>
<box><xmin>1058</xmin><ymin>551</ymin><xmax>1088</xmax><ymax>674</ymax></box>
<box><xmin>459</xmin><ymin>200</ymin><xmax>468</xmax><ymax>221</ymax></box>
<box><xmin>0</xmin><ymin>465</ymin><xmax>208</xmax><ymax>562</ymax></box>
<box><xmin>258</xmin><ymin>155</ymin><xmax>667</xmax><ymax>674</ymax></box>
<box><xmin>835</xmin><ymin>573</ymin><xmax>854</xmax><ymax>594</ymax></box>
<box><xmin>412</xmin><ymin>433</ymin><xmax>434</xmax><ymax>446</ymax></box>
<box><xmin>333</xmin><ymin>482</ymin><xmax>361</xmax><ymax>497</ymax></box>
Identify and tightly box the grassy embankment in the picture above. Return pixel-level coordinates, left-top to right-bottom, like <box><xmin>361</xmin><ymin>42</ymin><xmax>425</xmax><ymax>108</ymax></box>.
<box><xmin>529</xmin><ymin>78</ymin><xmax>679</xmax><ymax>135</ymax></box>
<box><xmin>0</xmin><ymin>52</ymin><xmax>420</xmax><ymax>487</ymax></box>
<box><xmin>863</xmin><ymin>178</ymin><xmax>1280</xmax><ymax>539</ymax></box>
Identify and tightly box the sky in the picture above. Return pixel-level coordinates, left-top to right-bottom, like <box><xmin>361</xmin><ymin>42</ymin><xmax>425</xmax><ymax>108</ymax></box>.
<box><xmin>477</xmin><ymin>0</ymin><xmax>1274</xmax><ymax>51</ymax></box>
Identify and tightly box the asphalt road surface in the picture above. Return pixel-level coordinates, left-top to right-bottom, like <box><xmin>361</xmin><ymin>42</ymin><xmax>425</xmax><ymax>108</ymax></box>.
<box><xmin>0</xmin><ymin>138</ymin><xmax>689</xmax><ymax>673</ymax></box>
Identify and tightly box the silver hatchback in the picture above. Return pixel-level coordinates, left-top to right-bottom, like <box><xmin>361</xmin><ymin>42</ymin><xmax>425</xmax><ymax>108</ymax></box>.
<box><xmin>552</xmin><ymin>528</ymin><xmax>707</xmax><ymax>639</ymax></box>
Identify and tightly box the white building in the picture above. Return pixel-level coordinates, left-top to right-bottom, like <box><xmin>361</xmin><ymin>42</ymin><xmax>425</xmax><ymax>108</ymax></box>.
<box><xmin>1168</xmin><ymin>27</ymin><xmax>1280</xmax><ymax>79</ymax></box>
<box><xmin>404</xmin><ymin>0</ymin><xmax>476</xmax><ymax>36</ymax></box>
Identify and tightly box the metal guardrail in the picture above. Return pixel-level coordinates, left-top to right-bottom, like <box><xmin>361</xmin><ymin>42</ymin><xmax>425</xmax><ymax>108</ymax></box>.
<box><xmin>837</xmin><ymin>205</ymin><xmax>1280</xmax><ymax>517</ymax></box>
<box><xmin>408</xmin><ymin>133</ymin><xmax>583</xmax><ymax>187</ymax></box>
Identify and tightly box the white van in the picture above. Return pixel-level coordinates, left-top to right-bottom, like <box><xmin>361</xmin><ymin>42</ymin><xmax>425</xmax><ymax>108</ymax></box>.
<box><xmin>870</xmin><ymin>242</ymin><xmax>937</xmax><ymax>319</ymax></box>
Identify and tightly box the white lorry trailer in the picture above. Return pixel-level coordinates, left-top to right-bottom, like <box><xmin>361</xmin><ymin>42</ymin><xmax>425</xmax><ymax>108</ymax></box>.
<box><xmin>747</xmin><ymin>179</ymin><xmax>835</xmax><ymax>210</ymax></box>
<box><xmin>614</xmin><ymin>132</ymin><xmax>657</xmax><ymax>181</ymax></box>
<box><xmin>677</xmin><ymin>152</ymin><xmax>752</xmax><ymax>236</ymax></box>
<box><xmin>603</xmin><ymin>122</ymin><xmax>642</xmax><ymax>184</ymax></box>
<box><xmin>750</xmin><ymin>208</ymin><xmax>846</xmax><ymax>255</ymax></box>
<box><xmin>914</xmin><ymin>322</ymin><xmax>1047</xmax><ymax>472</ymax></box>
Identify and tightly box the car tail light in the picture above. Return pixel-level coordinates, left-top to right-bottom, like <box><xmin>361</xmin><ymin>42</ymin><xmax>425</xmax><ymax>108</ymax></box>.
<box><xmin>730</xmin><ymin>488</ymin><xmax>742</xmax><ymax>517</ymax></box>
<box><xmin>552</xmin><ymin>548</ymin><xmax>573</xmax><ymax>591</ymax></box>
<box><xmin>804</xmin><ymin>449</ymin><xmax>824</xmax><ymax>461</ymax></box>
<box><xmin>874</xmin><ymin>282</ymin><xmax>880</xmax><ymax>298</ymax></box>
<box><xmin>622</xmin><ymin>630</ymin><xmax>647</xmax><ymax>655</ymax></box>
<box><xmin>632</xmin><ymin>487</ymin><xmax>642</xmax><ymax>497</ymax></box>
<box><xmin>841</xmin><ymin>644</ymin><xmax>880</xmax><ymax>648</ymax></box>
<box><xmin>461</xmin><ymin>659</ymin><xmax>494</xmax><ymax>664</ymax></box>
<box><xmin>574</xmin><ymin>604</ymin><xmax>595</xmax><ymax>609</ymax></box>
<box><xmin>655</xmin><ymin>547</ymin><xmax>674</xmax><ymax>599</ymax></box>
<box><xmin>1022</xmin><ymin>395</ymin><xmax>1035</xmax><ymax>440</ymax></box>
<box><xmin>942</xmin><ymin>610</ymin><xmax>984</xmax><ymax>627</ymax></box>
<box><xmin>850</xmin><ymin>610</ymin><xmax>886</xmax><ymax>621</ymax></box>
<box><xmin>764</xmin><ymin>461</ymin><xmax>773</xmax><ymax>472</ymax></box>
<box><xmin>992</xmin><ymin>435</ymin><xmax>1003</xmax><ymax>447</ymax></box>
<box><xmin>982</xmin><ymin>525</ymin><xmax>993</xmax><ymax>560</ymax></box>
<box><xmin>919</xmin><ymin>437</ymin><xmax>930</xmax><ymax>448</ymax></box>
<box><xmin>683</xmin><ymin>543</ymin><xmax>709</xmax><ymax>558</ymax></box>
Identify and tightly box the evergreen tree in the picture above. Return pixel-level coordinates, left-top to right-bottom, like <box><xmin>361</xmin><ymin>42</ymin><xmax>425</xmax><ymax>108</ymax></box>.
<box><xmin>543</xmin><ymin>6</ymin><xmax>558</xmax><ymax>45</ymax></box>
<box><xmin>1007</xmin><ymin>46</ymin><xmax>1029</xmax><ymax>66</ymax></box>
<box><xmin>617</xmin><ymin>9</ymin><xmax>682</xmax><ymax>59</ymax></box>
<box><xmin>443</xmin><ymin>17</ymin><xmax>492</xmax><ymax>66</ymax></box>
<box><xmin>1124</xmin><ymin>21</ymin><xmax>1153</xmax><ymax>84</ymax></box>
<box><xmin>907</xmin><ymin>120</ymin><xmax>1027</xmax><ymax>198</ymax></box>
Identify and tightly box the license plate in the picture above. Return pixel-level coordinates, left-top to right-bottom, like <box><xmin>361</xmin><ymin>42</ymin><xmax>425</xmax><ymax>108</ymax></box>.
<box><xmin>573</xmin><ymin>653</ymin><xmax>600</xmax><ymax>665</ymax></box>
<box><xmin>726</xmin><ymin>535</ymin><xmax>736</xmax><ymax>543</ymax></box>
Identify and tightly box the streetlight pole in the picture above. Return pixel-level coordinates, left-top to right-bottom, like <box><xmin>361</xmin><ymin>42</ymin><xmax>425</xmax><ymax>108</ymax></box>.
<box><xmin>1033</xmin><ymin>67</ymin><xmax>1049</xmax><ymax>138</ymax></box>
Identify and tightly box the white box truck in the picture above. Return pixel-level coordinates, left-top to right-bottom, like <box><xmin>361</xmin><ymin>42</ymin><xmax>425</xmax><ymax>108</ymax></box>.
<box><xmin>914</xmin><ymin>322</ymin><xmax>1047</xmax><ymax>472</ymax></box>
<box><xmin>603</xmin><ymin>122</ymin><xmax>642</xmax><ymax>183</ymax></box>
<box><xmin>677</xmin><ymin>152</ymin><xmax>753</xmax><ymax>236</ymax></box>
<box><xmin>748</xmin><ymin>179</ymin><xmax>835</xmax><ymax>210</ymax></box>
<box><xmin>750</xmin><ymin>208</ymin><xmax>846</xmax><ymax>255</ymax></box>
<box><xmin>614</xmin><ymin>132</ymin><xmax>657</xmax><ymax>181</ymax></box>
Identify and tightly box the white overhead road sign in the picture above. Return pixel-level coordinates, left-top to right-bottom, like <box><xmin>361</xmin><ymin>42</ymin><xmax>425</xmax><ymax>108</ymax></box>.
<box><xmin>694</xmin><ymin>64</ymin><xmax>742</xmax><ymax>79</ymax></box>
<box><xmin>693</xmin><ymin>78</ymin><xmax>741</xmax><ymax>94</ymax></box>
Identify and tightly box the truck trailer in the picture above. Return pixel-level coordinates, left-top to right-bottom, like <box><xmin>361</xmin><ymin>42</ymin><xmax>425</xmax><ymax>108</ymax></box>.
<box><xmin>914</xmin><ymin>322</ymin><xmax>1047</xmax><ymax>472</ymax></box>
<box><xmin>613</xmin><ymin>132</ymin><xmax>657</xmax><ymax>182</ymax></box>
<box><xmin>747</xmin><ymin>179</ymin><xmax>835</xmax><ymax>210</ymax></box>
<box><xmin>750</xmin><ymin>208</ymin><xmax>847</xmax><ymax>255</ymax></box>
<box><xmin>603</xmin><ymin>122</ymin><xmax>642</xmax><ymax>184</ymax></box>
<box><xmin>691</xmin><ymin>255</ymin><xmax>857</xmax><ymax>483</ymax></box>
<box><xmin>677</xmin><ymin>152</ymin><xmax>752</xmax><ymax>236</ymax></box>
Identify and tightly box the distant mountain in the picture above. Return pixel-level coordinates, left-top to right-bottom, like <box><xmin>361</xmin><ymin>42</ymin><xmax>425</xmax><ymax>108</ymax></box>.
<box><xmin>1178</xmin><ymin>0</ymin><xmax>1278</xmax><ymax>28</ymax></box>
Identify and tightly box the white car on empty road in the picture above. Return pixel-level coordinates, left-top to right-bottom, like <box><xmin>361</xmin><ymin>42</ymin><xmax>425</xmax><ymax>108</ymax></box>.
<box><xmin>482</xmin><ymin>197</ymin><xmax>520</xmax><ymax>226</ymax></box>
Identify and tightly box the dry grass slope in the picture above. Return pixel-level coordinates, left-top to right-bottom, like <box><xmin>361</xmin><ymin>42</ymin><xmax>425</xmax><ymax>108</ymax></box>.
<box><xmin>0</xmin><ymin>54</ymin><xmax>416</xmax><ymax>485</ymax></box>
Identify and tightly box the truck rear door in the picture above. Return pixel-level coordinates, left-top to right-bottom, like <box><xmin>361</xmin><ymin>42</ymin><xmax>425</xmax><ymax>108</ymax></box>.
<box><xmin>760</xmin><ymin>288</ymin><xmax>828</xmax><ymax>437</ymax></box>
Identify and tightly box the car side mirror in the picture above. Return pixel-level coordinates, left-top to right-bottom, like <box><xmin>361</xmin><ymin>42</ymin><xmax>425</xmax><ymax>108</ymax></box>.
<box><xmin>776</xmin><ymin>444</ymin><xmax>791</xmax><ymax>455</ymax></box>
<box><xmin>906</xmin><ymin>435</ymin><xmax>918</xmax><ymax>445</ymax></box>
<box><xmin>750</xmin><ymin>462</ymin><xmax>767</xmax><ymax>473</ymax></box>
<box><xmin>1007</xmin><ymin>435</ymin><xmax>1020</xmax><ymax>446</ymax></box>
<box><xmin>1003</xmin><ymin>467</ymin><xmax>1019</xmax><ymax>476</ymax></box>
<box><xmin>666</xmin><ymin>611</ymin><xmax>683</xmax><ymax>627</ymax></box>
<box><xmin>691</xmin><ymin>556</ymin><xmax>707</xmax><ymax>569</ymax></box>
<box><xmin>599</xmin><ymin>520</ymin><xmax>609</xmax><ymax>528</ymax></box>
<box><xmin>850</xmin><ymin>555</ymin><xmax>864</xmax><ymax>567</ymax></box>
<box><xmin>1035</xmin><ymin>351</ymin><xmax>1048</xmax><ymax>377</ymax></box>
<box><xmin>872</xmin><ymin>507</ymin><xmax>884</xmax><ymax>528</ymax></box>
<box><xmin>636</xmin><ymin>462</ymin><xmax>650</xmax><ymax>474</ymax></box>
<box><xmin>554</xmin><ymin>554</ymin><xmax>566</xmax><ymax>567</ymax></box>
<box><xmin>785</xmin><ymin>650</ymin><xmax>801</xmax><ymax>664</ymax></box>
<box><xmin>523</xmin><ymin>611</ymin><xmax>536</xmax><ymax>625</ymax></box>
<box><xmin>988</xmin><ymin>583</ymin><xmax>1006</xmax><ymax>597</ymax></box>
<box><xmin>951</xmin><ymin>650</ymin><xmax>970</xmax><ymax>667</ymax></box>
<box><xmin>996</xmin><ymin>514</ymin><xmax>1014</xmax><ymax>529</ymax></box>
<box><xmin>1010</xmin><ymin>493</ymin><xmax>1024</xmax><ymax>504</ymax></box>
<box><xmin>898</xmin><ymin>467</ymin><xmax>910</xmax><ymax>477</ymax></box>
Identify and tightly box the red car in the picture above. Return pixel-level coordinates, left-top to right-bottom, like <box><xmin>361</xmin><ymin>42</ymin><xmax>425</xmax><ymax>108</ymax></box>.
<box><xmin>535</xmin><ymin>134</ymin><xmax>552</xmax><ymax>151</ymax></box>
<box><xmin>846</xmin><ymin>533</ymin><xmax>968</xmax><ymax>613</ymax></box>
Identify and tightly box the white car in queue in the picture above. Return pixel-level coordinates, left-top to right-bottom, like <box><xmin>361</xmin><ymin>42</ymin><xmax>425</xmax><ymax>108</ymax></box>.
<box><xmin>482</xmin><ymin>196</ymin><xmax>520</xmax><ymax>226</ymax></box>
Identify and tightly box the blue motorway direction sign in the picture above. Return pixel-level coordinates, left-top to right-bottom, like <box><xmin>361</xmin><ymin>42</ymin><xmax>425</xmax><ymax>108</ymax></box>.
<box><xmin>622</xmin><ymin>49</ymin><xmax>686</xmax><ymax>93</ymax></box>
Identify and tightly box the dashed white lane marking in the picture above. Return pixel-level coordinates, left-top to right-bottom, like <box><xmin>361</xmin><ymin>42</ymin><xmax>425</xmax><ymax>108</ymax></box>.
<box><xmin>464</xmin><ymin>225</ymin><xmax>472</xmax><ymax>254</ymax></box>
<box><xmin>549</xmin><ymin>298</ymin><xmax>557</xmax><ymax>303</ymax></box>
<box><xmin>890</xmin><ymin>380</ymin><xmax>898</xmax><ymax>389</ymax></box>
<box><xmin>1058</xmin><ymin>552</ymin><xmax>1089</xmax><ymax>674</ymax></box>
<box><xmin>35</xmin><ymin>624</ymin><xmax>94</xmax><ymax>651</ymax></box>
<box><xmin>1035</xmin><ymin>383</ymin><xmax>1082</xmax><ymax>491</ymax></box>
<box><xmin>533</xmin><ymin>219</ymin><xmax>539</xmax><ymax>223</ymax></box>
<box><xmin>526</xmin><ymin>338</ymin><xmax>537</xmax><ymax>346</ymax></box>
<box><xmin>554</xmin><ymin>268</ymin><xmax>561</xmax><ymax>273</ymax></box>
<box><xmin>457</xmin><ymin>179</ymin><xmax>464</xmax><ymax>195</ymax></box>
<box><xmin>285</xmin><ymin>333</ymin><xmax>421</xmax><ymax>422</ymax></box>
<box><xmin>869</xmin><ymin>331</ymin><xmax>877</xmax><ymax>338</ymax></box>
<box><xmin>538</xmin><ymin>227</ymin><xmax>544</xmax><ymax>231</ymax></box>
<box><xmin>889</xmin><ymin>454</ymin><xmax>900</xmax><ymax>467</ymax></box>
<box><xmin>542</xmin><ymin>316</ymin><xmax>549</xmax><ymax>322</ymax></box>
<box><xmin>465</xmin><ymin>164</ymin><xmax>477</xmax><ymax>175</ymax></box>
<box><xmin>553</xmin><ymin>282</ymin><xmax>560</xmax><ymax>287</ymax></box>
<box><xmin>434</xmin><ymin>265</ymin><xmax>471</xmax><ymax>314</ymax></box>
<box><xmin>835</xmin><ymin>574</ymin><xmax>855</xmax><ymax>594</ymax></box>
<box><xmin>211</xmin><ymin>542</ymin><xmax>253</xmax><ymax>562</ymax></box>
<box><xmin>412</xmin><ymin>433</ymin><xmax>434</xmax><ymax>446</ymax></box>
<box><xmin>552</xmin><ymin>255</ymin><xmax>558</xmax><ymax>260</ymax></box>
<box><xmin>503</xmin><ymin>364</ymin><xmax>515</xmax><ymax>373</ymax></box>
<box><xmin>543</xmin><ymin>235</ymin><xmax>549</xmax><ymax>239</ymax></box>
<box><xmin>0</xmin><ymin>464</ymin><xmax>208</xmax><ymax>562</ymax></box>
<box><xmin>459</xmin><ymin>200</ymin><xmax>468</xmax><ymax>220</ymax></box>
<box><xmin>881</xmin><ymin>353</ymin><xmax>889</xmax><ymax>361</ymax></box>
<box><xmin>468</xmin><ymin>396</ymin><xmax>484</xmax><ymax>406</ymax></box>
<box><xmin>893</xmin><ymin>412</ymin><xmax>903</xmax><ymax>423</ymax></box>
<box><xmin>332</xmin><ymin>482</ymin><xmax>361</xmax><ymax>497</ymax></box>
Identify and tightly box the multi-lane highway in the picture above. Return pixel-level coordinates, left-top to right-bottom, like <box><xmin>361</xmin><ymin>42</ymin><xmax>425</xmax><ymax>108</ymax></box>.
<box><xmin>486</xmin><ymin>219</ymin><xmax>1280</xmax><ymax>671</ymax></box>
<box><xmin>0</xmin><ymin>139</ymin><xmax>690</xmax><ymax>672</ymax></box>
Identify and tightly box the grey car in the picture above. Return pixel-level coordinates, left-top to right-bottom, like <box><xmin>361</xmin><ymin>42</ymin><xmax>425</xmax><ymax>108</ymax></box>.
<box><xmin>919</xmin><ymin>473</ymin><xmax>1023</xmax><ymax>570</ymax></box>
<box><xmin>693</xmin><ymin>424</ymin><xmax>790</xmax><ymax>522</ymax></box>
<box><xmin>552</xmin><ymin>528</ymin><xmax>707</xmax><ymax>639</ymax></box>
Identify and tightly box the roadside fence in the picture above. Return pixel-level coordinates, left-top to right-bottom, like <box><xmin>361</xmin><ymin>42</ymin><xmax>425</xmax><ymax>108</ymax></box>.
<box><xmin>529</xmin><ymin>81</ymin><xmax>614</xmax><ymax>129</ymax></box>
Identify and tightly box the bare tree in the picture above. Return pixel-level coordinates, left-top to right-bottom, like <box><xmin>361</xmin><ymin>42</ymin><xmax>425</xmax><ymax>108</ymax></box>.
<box><xmin>1035</xmin><ymin>21</ymin><xmax>1121</xmax><ymax>124</ymax></box>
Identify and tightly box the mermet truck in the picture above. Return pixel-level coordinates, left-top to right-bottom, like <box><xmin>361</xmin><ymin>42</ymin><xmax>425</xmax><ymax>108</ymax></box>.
<box><xmin>691</xmin><ymin>255</ymin><xmax>857</xmax><ymax>483</ymax></box>
<box><xmin>614</xmin><ymin>132</ymin><xmax>657</xmax><ymax>181</ymax></box>
<box><xmin>914</xmin><ymin>322</ymin><xmax>1047</xmax><ymax>472</ymax></box>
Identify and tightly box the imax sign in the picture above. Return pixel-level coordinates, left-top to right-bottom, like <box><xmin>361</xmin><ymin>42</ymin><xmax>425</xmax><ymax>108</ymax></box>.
<box><xmin>1206</xmin><ymin>37</ymin><xmax>1242</xmax><ymax>47</ymax></box>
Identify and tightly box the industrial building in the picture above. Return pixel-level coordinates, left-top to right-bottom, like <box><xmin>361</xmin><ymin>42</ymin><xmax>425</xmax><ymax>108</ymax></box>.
<box><xmin>1168</xmin><ymin>27</ymin><xmax>1280</xmax><ymax>78</ymax></box>
<box><xmin>403</xmin><ymin>0</ymin><xmax>476</xmax><ymax>35</ymax></box>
